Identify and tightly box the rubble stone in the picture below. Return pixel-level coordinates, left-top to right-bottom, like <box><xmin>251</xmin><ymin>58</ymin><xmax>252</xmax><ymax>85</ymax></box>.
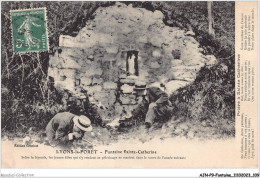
<box><xmin>174</xmin><ymin>127</ymin><xmax>183</xmax><ymax>135</ymax></box>
<box><xmin>103</xmin><ymin>81</ymin><xmax>117</xmax><ymax>90</ymax></box>
<box><xmin>87</xmin><ymin>55</ymin><xmax>94</xmax><ymax>61</ymax></box>
<box><xmin>121</xmin><ymin>84</ymin><xmax>134</xmax><ymax>93</ymax></box>
<box><xmin>92</xmin><ymin>77</ymin><xmax>103</xmax><ymax>85</ymax></box>
<box><xmin>119</xmin><ymin>94</ymin><xmax>136</xmax><ymax>105</ymax></box>
<box><xmin>152</xmin><ymin>50</ymin><xmax>161</xmax><ymax>58</ymax></box>
<box><xmin>87</xmin><ymin>85</ymin><xmax>102</xmax><ymax>95</ymax></box>
<box><xmin>151</xmin><ymin>62</ymin><xmax>160</xmax><ymax>69</ymax></box>
<box><xmin>171</xmin><ymin>60</ymin><xmax>183</xmax><ymax>66</ymax></box>
<box><xmin>165</xmin><ymin>80</ymin><xmax>190</xmax><ymax>95</ymax></box>
<box><xmin>105</xmin><ymin>45</ymin><xmax>119</xmax><ymax>54</ymax></box>
<box><xmin>85</xmin><ymin>68</ymin><xmax>102</xmax><ymax>76</ymax></box>
<box><xmin>81</xmin><ymin>78</ymin><xmax>92</xmax><ymax>86</ymax></box>
<box><xmin>202</xmin><ymin>121</ymin><xmax>207</xmax><ymax>127</ymax></box>
<box><xmin>187</xmin><ymin>131</ymin><xmax>195</xmax><ymax>139</ymax></box>
<box><xmin>179</xmin><ymin>124</ymin><xmax>189</xmax><ymax>131</ymax></box>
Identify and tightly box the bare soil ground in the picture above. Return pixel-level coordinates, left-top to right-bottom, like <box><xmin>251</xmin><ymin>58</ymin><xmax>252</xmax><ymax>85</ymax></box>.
<box><xmin>2</xmin><ymin>116</ymin><xmax>233</xmax><ymax>150</ymax></box>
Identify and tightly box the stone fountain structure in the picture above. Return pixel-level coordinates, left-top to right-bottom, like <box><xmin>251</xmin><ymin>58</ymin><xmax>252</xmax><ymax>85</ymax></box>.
<box><xmin>48</xmin><ymin>2</ymin><xmax>216</xmax><ymax>123</ymax></box>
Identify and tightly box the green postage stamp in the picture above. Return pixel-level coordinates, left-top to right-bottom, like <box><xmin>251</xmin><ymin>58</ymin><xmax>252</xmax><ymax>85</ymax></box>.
<box><xmin>10</xmin><ymin>8</ymin><xmax>49</xmax><ymax>53</ymax></box>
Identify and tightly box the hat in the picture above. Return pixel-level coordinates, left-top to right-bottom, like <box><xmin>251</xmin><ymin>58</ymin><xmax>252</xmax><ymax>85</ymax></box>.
<box><xmin>73</xmin><ymin>115</ymin><xmax>93</xmax><ymax>132</ymax></box>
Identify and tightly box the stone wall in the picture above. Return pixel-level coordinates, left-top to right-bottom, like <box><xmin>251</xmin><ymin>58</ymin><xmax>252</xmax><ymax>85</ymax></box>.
<box><xmin>48</xmin><ymin>2</ymin><xmax>216</xmax><ymax>121</ymax></box>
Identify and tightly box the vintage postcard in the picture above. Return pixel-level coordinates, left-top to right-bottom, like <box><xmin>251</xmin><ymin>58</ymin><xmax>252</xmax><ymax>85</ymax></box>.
<box><xmin>1</xmin><ymin>1</ymin><xmax>258</xmax><ymax>171</ymax></box>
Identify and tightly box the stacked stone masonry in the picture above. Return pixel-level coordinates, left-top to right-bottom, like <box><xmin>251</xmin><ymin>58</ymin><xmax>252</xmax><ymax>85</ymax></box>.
<box><xmin>48</xmin><ymin>2</ymin><xmax>216</xmax><ymax>121</ymax></box>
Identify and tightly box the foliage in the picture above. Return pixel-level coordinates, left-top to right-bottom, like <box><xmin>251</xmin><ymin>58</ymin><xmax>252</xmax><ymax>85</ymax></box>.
<box><xmin>1</xmin><ymin>2</ymin><xmax>115</xmax><ymax>134</ymax></box>
<box><xmin>167</xmin><ymin>2</ymin><xmax>235</xmax><ymax>137</ymax></box>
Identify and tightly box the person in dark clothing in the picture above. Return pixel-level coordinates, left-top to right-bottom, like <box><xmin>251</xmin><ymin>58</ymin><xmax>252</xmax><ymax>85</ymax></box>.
<box><xmin>65</xmin><ymin>87</ymin><xmax>104</xmax><ymax>127</ymax></box>
<box><xmin>45</xmin><ymin>112</ymin><xmax>93</xmax><ymax>148</ymax></box>
<box><xmin>132</xmin><ymin>87</ymin><xmax>173</xmax><ymax>128</ymax></box>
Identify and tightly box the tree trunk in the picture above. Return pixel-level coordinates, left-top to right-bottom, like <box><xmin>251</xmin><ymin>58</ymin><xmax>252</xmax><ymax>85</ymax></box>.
<box><xmin>207</xmin><ymin>1</ymin><xmax>215</xmax><ymax>38</ymax></box>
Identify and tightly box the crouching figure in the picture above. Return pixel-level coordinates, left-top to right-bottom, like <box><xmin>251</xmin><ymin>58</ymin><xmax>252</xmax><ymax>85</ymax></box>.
<box><xmin>45</xmin><ymin>112</ymin><xmax>92</xmax><ymax>148</ymax></box>
<box><xmin>132</xmin><ymin>87</ymin><xmax>173</xmax><ymax>128</ymax></box>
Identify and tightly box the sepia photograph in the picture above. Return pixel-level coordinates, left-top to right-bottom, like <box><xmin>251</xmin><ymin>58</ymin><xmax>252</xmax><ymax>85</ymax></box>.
<box><xmin>1</xmin><ymin>1</ymin><xmax>258</xmax><ymax>172</ymax></box>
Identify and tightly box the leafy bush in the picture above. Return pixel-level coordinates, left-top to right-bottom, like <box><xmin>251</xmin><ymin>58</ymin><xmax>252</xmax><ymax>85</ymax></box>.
<box><xmin>1</xmin><ymin>2</ymin><xmax>115</xmax><ymax>134</ymax></box>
